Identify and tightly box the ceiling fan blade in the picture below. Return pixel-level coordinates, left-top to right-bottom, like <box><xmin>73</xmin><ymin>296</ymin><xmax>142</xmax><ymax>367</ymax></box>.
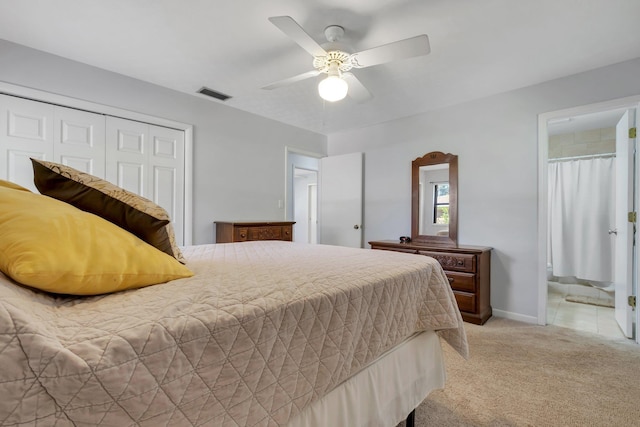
<box><xmin>262</xmin><ymin>70</ymin><xmax>322</xmax><ymax>90</ymax></box>
<box><xmin>268</xmin><ymin>16</ymin><xmax>327</xmax><ymax>57</ymax></box>
<box><xmin>343</xmin><ymin>73</ymin><xmax>372</xmax><ymax>103</ymax></box>
<box><xmin>350</xmin><ymin>35</ymin><xmax>431</xmax><ymax>68</ymax></box>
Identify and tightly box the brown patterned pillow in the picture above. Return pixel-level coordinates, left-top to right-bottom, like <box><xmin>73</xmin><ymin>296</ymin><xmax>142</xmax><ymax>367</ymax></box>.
<box><xmin>31</xmin><ymin>158</ymin><xmax>186</xmax><ymax>263</ymax></box>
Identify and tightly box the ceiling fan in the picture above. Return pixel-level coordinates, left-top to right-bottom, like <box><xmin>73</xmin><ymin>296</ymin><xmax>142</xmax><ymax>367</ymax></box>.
<box><xmin>263</xmin><ymin>16</ymin><xmax>431</xmax><ymax>102</ymax></box>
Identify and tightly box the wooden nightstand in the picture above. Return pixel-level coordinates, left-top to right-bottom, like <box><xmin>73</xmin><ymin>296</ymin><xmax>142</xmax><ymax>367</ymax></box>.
<box><xmin>214</xmin><ymin>221</ymin><xmax>295</xmax><ymax>243</ymax></box>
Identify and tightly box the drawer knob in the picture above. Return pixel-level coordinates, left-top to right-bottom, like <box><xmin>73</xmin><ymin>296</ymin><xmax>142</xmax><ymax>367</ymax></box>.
<box><xmin>448</xmin><ymin>277</ymin><xmax>454</xmax><ymax>284</ymax></box>
<box><xmin>457</xmin><ymin>260</ymin><xmax>464</xmax><ymax>266</ymax></box>
<box><xmin>240</xmin><ymin>233</ymin><xmax>246</xmax><ymax>238</ymax></box>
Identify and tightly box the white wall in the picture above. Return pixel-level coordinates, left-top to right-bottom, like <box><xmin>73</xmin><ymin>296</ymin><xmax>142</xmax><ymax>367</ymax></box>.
<box><xmin>0</xmin><ymin>40</ymin><xmax>327</xmax><ymax>244</ymax></box>
<box><xmin>327</xmin><ymin>57</ymin><xmax>640</xmax><ymax>322</ymax></box>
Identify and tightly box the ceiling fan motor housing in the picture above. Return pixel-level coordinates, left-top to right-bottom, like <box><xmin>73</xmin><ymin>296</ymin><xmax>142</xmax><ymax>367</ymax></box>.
<box><xmin>311</xmin><ymin>25</ymin><xmax>355</xmax><ymax>75</ymax></box>
<box><xmin>313</xmin><ymin>50</ymin><xmax>353</xmax><ymax>73</ymax></box>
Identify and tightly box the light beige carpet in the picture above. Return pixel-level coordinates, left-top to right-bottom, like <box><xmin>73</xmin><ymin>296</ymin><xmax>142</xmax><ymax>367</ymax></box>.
<box><xmin>400</xmin><ymin>317</ymin><xmax>640</xmax><ymax>426</ymax></box>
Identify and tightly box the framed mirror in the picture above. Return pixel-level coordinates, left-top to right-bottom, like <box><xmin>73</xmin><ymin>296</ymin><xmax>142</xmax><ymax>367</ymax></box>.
<box><xmin>411</xmin><ymin>151</ymin><xmax>458</xmax><ymax>246</ymax></box>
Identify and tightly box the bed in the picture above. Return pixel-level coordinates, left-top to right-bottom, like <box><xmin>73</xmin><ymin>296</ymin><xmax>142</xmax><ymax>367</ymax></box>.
<box><xmin>0</xmin><ymin>241</ymin><xmax>467</xmax><ymax>426</ymax></box>
<box><xmin>0</xmin><ymin>164</ymin><xmax>467</xmax><ymax>426</ymax></box>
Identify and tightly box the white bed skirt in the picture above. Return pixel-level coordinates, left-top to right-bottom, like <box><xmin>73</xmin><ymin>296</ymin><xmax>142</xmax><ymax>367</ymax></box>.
<box><xmin>287</xmin><ymin>330</ymin><xmax>446</xmax><ymax>427</ymax></box>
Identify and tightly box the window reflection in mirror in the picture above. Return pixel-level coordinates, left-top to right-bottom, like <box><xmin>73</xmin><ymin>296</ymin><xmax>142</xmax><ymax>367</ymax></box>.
<box><xmin>434</xmin><ymin>183</ymin><xmax>450</xmax><ymax>224</ymax></box>
<box><xmin>418</xmin><ymin>164</ymin><xmax>449</xmax><ymax>235</ymax></box>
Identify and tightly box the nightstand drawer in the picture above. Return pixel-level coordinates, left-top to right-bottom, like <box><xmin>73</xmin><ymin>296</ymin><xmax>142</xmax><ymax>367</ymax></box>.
<box><xmin>419</xmin><ymin>251</ymin><xmax>476</xmax><ymax>273</ymax></box>
<box><xmin>446</xmin><ymin>272</ymin><xmax>476</xmax><ymax>292</ymax></box>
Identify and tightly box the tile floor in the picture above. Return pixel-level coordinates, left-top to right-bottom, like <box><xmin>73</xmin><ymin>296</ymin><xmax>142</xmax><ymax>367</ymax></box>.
<box><xmin>547</xmin><ymin>281</ymin><xmax>627</xmax><ymax>339</ymax></box>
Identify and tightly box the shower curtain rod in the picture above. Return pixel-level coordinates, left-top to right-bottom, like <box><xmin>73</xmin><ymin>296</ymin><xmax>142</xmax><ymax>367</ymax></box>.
<box><xmin>548</xmin><ymin>153</ymin><xmax>616</xmax><ymax>163</ymax></box>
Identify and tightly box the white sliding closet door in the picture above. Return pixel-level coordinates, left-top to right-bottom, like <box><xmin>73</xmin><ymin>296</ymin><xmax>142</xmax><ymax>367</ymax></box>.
<box><xmin>0</xmin><ymin>94</ymin><xmax>53</xmax><ymax>191</ymax></box>
<box><xmin>106</xmin><ymin>117</ymin><xmax>185</xmax><ymax>244</ymax></box>
<box><xmin>1</xmin><ymin>95</ymin><xmax>187</xmax><ymax>245</ymax></box>
<box><xmin>149</xmin><ymin>125</ymin><xmax>185</xmax><ymax>244</ymax></box>
<box><xmin>54</xmin><ymin>106</ymin><xmax>105</xmax><ymax>175</ymax></box>
<box><xmin>106</xmin><ymin>117</ymin><xmax>149</xmax><ymax>196</ymax></box>
<box><xmin>0</xmin><ymin>97</ymin><xmax>106</xmax><ymax>189</ymax></box>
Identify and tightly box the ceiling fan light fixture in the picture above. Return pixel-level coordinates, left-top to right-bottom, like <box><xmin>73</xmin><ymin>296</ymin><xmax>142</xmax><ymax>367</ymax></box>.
<box><xmin>318</xmin><ymin>63</ymin><xmax>348</xmax><ymax>102</ymax></box>
<box><xmin>318</xmin><ymin>75</ymin><xmax>348</xmax><ymax>102</ymax></box>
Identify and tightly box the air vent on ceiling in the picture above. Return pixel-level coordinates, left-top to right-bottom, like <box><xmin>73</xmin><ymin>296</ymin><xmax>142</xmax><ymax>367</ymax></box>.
<box><xmin>197</xmin><ymin>87</ymin><xmax>231</xmax><ymax>101</ymax></box>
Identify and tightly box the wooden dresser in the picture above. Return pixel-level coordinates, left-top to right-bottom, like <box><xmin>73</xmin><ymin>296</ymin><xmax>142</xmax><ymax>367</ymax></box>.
<box><xmin>214</xmin><ymin>221</ymin><xmax>295</xmax><ymax>243</ymax></box>
<box><xmin>369</xmin><ymin>240</ymin><xmax>492</xmax><ymax>325</ymax></box>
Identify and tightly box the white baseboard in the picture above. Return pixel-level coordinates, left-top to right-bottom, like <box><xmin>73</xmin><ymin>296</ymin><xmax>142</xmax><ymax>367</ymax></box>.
<box><xmin>491</xmin><ymin>309</ymin><xmax>538</xmax><ymax>325</ymax></box>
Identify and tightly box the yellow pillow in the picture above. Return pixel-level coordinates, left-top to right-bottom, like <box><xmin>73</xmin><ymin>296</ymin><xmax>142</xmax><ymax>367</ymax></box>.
<box><xmin>31</xmin><ymin>158</ymin><xmax>186</xmax><ymax>263</ymax></box>
<box><xmin>0</xmin><ymin>179</ymin><xmax>31</xmax><ymax>192</ymax></box>
<box><xmin>0</xmin><ymin>185</ymin><xmax>193</xmax><ymax>295</ymax></box>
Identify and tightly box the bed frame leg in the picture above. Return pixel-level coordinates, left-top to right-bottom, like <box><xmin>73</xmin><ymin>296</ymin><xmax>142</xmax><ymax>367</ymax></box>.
<box><xmin>405</xmin><ymin>409</ymin><xmax>415</xmax><ymax>427</ymax></box>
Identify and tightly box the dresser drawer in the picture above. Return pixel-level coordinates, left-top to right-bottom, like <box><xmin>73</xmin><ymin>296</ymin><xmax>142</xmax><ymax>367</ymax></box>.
<box><xmin>249</xmin><ymin>226</ymin><xmax>284</xmax><ymax>241</ymax></box>
<box><xmin>453</xmin><ymin>291</ymin><xmax>476</xmax><ymax>313</ymax></box>
<box><xmin>372</xmin><ymin>245</ymin><xmax>418</xmax><ymax>254</ymax></box>
<box><xmin>216</xmin><ymin>221</ymin><xmax>295</xmax><ymax>243</ymax></box>
<box><xmin>234</xmin><ymin>226</ymin><xmax>292</xmax><ymax>241</ymax></box>
<box><xmin>446</xmin><ymin>272</ymin><xmax>476</xmax><ymax>293</ymax></box>
<box><xmin>419</xmin><ymin>251</ymin><xmax>476</xmax><ymax>273</ymax></box>
<box><xmin>234</xmin><ymin>227</ymin><xmax>249</xmax><ymax>241</ymax></box>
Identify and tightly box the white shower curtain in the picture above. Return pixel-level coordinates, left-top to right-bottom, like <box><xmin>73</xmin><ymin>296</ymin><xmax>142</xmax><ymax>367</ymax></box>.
<box><xmin>548</xmin><ymin>157</ymin><xmax>615</xmax><ymax>283</ymax></box>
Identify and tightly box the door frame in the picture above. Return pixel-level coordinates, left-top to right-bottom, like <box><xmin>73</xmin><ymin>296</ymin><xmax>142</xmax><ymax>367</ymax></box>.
<box><xmin>284</xmin><ymin>146</ymin><xmax>323</xmax><ymax>231</ymax></box>
<box><xmin>0</xmin><ymin>81</ymin><xmax>194</xmax><ymax>245</ymax></box>
<box><xmin>292</xmin><ymin>166</ymin><xmax>319</xmax><ymax>244</ymax></box>
<box><xmin>307</xmin><ymin>182</ymin><xmax>318</xmax><ymax>244</ymax></box>
<box><xmin>537</xmin><ymin>94</ymin><xmax>640</xmax><ymax>344</ymax></box>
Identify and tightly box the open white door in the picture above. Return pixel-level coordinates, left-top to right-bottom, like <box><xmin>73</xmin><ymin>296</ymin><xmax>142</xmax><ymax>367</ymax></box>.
<box><xmin>319</xmin><ymin>152</ymin><xmax>363</xmax><ymax>248</ymax></box>
<box><xmin>614</xmin><ymin>109</ymin><xmax>635</xmax><ymax>338</ymax></box>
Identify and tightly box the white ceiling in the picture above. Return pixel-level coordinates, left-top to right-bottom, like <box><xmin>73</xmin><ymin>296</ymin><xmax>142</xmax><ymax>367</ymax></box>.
<box><xmin>1</xmin><ymin>0</ymin><xmax>639</xmax><ymax>136</ymax></box>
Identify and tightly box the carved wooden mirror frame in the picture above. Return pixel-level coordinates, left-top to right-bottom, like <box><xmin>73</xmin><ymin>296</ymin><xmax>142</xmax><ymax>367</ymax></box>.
<box><xmin>411</xmin><ymin>151</ymin><xmax>458</xmax><ymax>247</ymax></box>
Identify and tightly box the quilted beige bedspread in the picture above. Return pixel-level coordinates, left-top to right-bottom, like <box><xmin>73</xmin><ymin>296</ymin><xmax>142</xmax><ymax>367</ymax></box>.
<box><xmin>0</xmin><ymin>241</ymin><xmax>467</xmax><ymax>426</ymax></box>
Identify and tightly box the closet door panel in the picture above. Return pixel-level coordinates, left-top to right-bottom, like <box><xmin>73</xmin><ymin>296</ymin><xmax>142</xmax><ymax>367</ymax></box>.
<box><xmin>106</xmin><ymin>116</ymin><xmax>149</xmax><ymax>196</ymax></box>
<box><xmin>116</xmin><ymin>162</ymin><xmax>146</xmax><ymax>195</ymax></box>
<box><xmin>54</xmin><ymin>106</ymin><xmax>106</xmax><ymax>175</ymax></box>
<box><xmin>6</xmin><ymin>150</ymin><xmax>46</xmax><ymax>192</ymax></box>
<box><xmin>0</xmin><ymin>94</ymin><xmax>54</xmax><ymax>191</ymax></box>
<box><xmin>149</xmin><ymin>125</ymin><xmax>185</xmax><ymax>244</ymax></box>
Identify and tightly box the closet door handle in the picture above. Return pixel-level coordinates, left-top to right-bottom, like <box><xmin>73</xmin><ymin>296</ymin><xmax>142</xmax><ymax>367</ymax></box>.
<box><xmin>608</xmin><ymin>229</ymin><xmax>618</xmax><ymax>235</ymax></box>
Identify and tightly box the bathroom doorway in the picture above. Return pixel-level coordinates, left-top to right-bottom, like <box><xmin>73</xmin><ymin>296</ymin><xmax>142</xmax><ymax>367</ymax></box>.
<box><xmin>538</xmin><ymin>96</ymin><xmax>640</xmax><ymax>343</ymax></box>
